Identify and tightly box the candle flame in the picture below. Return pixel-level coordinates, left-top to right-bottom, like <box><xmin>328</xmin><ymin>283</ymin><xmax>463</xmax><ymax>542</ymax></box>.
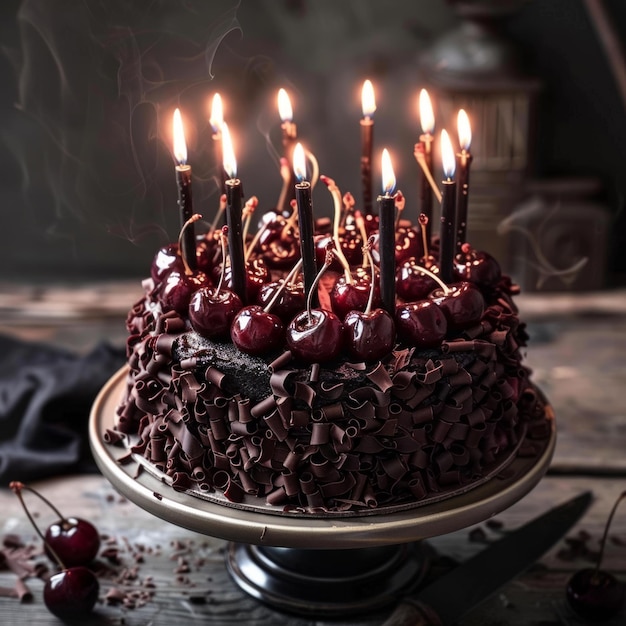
<box><xmin>173</xmin><ymin>108</ymin><xmax>187</xmax><ymax>165</ymax></box>
<box><xmin>293</xmin><ymin>142</ymin><xmax>307</xmax><ymax>182</ymax></box>
<box><xmin>457</xmin><ymin>109</ymin><xmax>471</xmax><ymax>151</ymax></box>
<box><xmin>222</xmin><ymin>122</ymin><xmax>237</xmax><ymax>179</ymax></box>
<box><xmin>278</xmin><ymin>88</ymin><xmax>293</xmax><ymax>122</ymax></box>
<box><xmin>381</xmin><ymin>148</ymin><xmax>396</xmax><ymax>195</ymax></box>
<box><xmin>441</xmin><ymin>129</ymin><xmax>456</xmax><ymax>180</ymax></box>
<box><xmin>419</xmin><ymin>89</ymin><xmax>435</xmax><ymax>135</ymax></box>
<box><xmin>209</xmin><ymin>93</ymin><xmax>223</xmax><ymax>133</ymax></box>
<box><xmin>361</xmin><ymin>79</ymin><xmax>376</xmax><ymax>118</ymax></box>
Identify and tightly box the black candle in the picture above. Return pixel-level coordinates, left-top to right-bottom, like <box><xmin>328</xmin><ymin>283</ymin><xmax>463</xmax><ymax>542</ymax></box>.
<box><xmin>418</xmin><ymin>89</ymin><xmax>435</xmax><ymax>243</ymax></box>
<box><xmin>278</xmin><ymin>88</ymin><xmax>298</xmax><ymax>215</ymax></box>
<box><xmin>173</xmin><ymin>108</ymin><xmax>196</xmax><ymax>271</ymax></box>
<box><xmin>378</xmin><ymin>148</ymin><xmax>396</xmax><ymax>316</ymax></box>
<box><xmin>439</xmin><ymin>130</ymin><xmax>457</xmax><ymax>284</ymax></box>
<box><xmin>221</xmin><ymin>123</ymin><xmax>247</xmax><ymax>303</ymax></box>
<box><xmin>209</xmin><ymin>93</ymin><xmax>227</xmax><ymax>195</ymax></box>
<box><xmin>455</xmin><ymin>108</ymin><xmax>473</xmax><ymax>252</ymax></box>
<box><xmin>293</xmin><ymin>142</ymin><xmax>317</xmax><ymax>304</ymax></box>
<box><xmin>360</xmin><ymin>79</ymin><xmax>376</xmax><ymax>215</ymax></box>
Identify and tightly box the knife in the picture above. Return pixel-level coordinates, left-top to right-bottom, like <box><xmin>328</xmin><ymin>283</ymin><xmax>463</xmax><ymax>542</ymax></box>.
<box><xmin>382</xmin><ymin>490</ymin><xmax>593</xmax><ymax>626</ymax></box>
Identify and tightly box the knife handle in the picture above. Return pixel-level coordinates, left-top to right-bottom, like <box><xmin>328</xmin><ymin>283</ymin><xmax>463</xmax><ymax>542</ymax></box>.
<box><xmin>382</xmin><ymin>600</ymin><xmax>443</xmax><ymax>626</ymax></box>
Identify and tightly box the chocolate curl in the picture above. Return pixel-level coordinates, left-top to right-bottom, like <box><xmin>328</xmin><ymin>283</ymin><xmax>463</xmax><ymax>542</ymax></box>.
<box><xmin>447</xmin><ymin>422</ymin><xmax>470</xmax><ymax>440</ymax></box>
<box><xmin>431</xmin><ymin>420</ymin><xmax>453</xmax><ymax>443</ymax></box>
<box><xmin>416</xmin><ymin>361</ymin><xmax>444</xmax><ymax>385</ymax></box>
<box><xmin>263</xmin><ymin>410</ymin><xmax>289</xmax><ymax>441</ymax></box>
<box><xmin>309</xmin><ymin>362</ymin><xmax>320</xmax><ymax>383</ymax></box>
<box><xmin>251</xmin><ymin>395</ymin><xmax>277</xmax><ymax>418</ymax></box>
<box><xmin>163</xmin><ymin>316</ymin><xmax>186</xmax><ymax>334</ymax></box>
<box><xmin>381</xmin><ymin>455</ymin><xmax>408</xmax><ymax>481</ymax></box>
<box><xmin>288</xmin><ymin>409</ymin><xmax>309</xmax><ymax>427</ymax></box>
<box><xmin>410</xmin><ymin>448</ymin><xmax>430</xmax><ymax>470</ymax></box>
<box><xmin>362</xmin><ymin>484</ymin><xmax>378</xmax><ymax>508</ymax></box>
<box><xmin>172</xmin><ymin>471</ymin><xmax>192</xmax><ymax>492</ymax></box>
<box><xmin>179</xmin><ymin>372</ymin><xmax>202</xmax><ymax>403</ymax></box>
<box><xmin>391</xmin><ymin>371</ymin><xmax>418</xmax><ymax>400</ymax></box>
<box><xmin>294</xmin><ymin>381</ymin><xmax>316</xmax><ymax>407</ymax></box>
<box><xmin>213</xmin><ymin>471</ymin><xmax>245</xmax><ymax>503</ymax></box>
<box><xmin>310</xmin><ymin>422</ymin><xmax>331</xmax><ymax>445</ymax></box>
<box><xmin>309</xmin><ymin>456</ymin><xmax>341</xmax><ymax>482</ymax></box>
<box><xmin>448</xmin><ymin>369</ymin><xmax>473</xmax><ymax>387</ymax></box>
<box><xmin>103</xmin><ymin>429</ymin><xmax>126</xmax><ymax>446</ymax></box>
<box><xmin>179</xmin><ymin>356</ymin><xmax>198</xmax><ymax>370</ymax></box>
<box><xmin>237</xmin><ymin>398</ymin><xmax>253</xmax><ymax>423</ymax></box>
<box><xmin>154</xmin><ymin>334</ymin><xmax>177</xmax><ymax>357</ymax></box>
<box><xmin>266</xmin><ymin>486</ymin><xmax>287</xmax><ymax>506</ymax></box>
<box><xmin>238</xmin><ymin>470</ymin><xmax>260</xmax><ymax>495</ymax></box>
<box><xmin>230</xmin><ymin>420</ymin><xmax>258</xmax><ymax>436</ymax></box>
<box><xmin>465</xmin><ymin>422</ymin><xmax>487</xmax><ymax>448</ymax></box>
<box><xmin>405</xmin><ymin>383</ymin><xmax>436</xmax><ymax>409</ymax></box>
<box><xmin>366</xmin><ymin>363</ymin><xmax>394</xmax><ymax>392</ymax></box>
<box><xmin>318</xmin><ymin>381</ymin><xmax>345</xmax><ymax>401</ymax></box>
<box><xmin>204</xmin><ymin>366</ymin><xmax>226</xmax><ymax>389</ymax></box>
<box><xmin>412</xmin><ymin>406</ymin><xmax>434</xmax><ymax>425</ymax></box>
<box><xmin>319</xmin><ymin>473</ymin><xmax>356</xmax><ymax>498</ymax></box>
<box><xmin>408</xmin><ymin>474</ymin><xmax>427</xmax><ymax>500</ymax></box>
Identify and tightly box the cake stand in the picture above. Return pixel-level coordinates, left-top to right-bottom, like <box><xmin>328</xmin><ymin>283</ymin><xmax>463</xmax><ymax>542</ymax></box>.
<box><xmin>90</xmin><ymin>368</ymin><xmax>556</xmax><ymax>616</ymax></box>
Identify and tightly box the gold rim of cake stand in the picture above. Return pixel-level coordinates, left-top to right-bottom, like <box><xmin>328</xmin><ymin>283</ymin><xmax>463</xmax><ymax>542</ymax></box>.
<box><xmin>89</xmin><ymin>367</ymin><xmax>556</xmax><ymax>549</ymax></box>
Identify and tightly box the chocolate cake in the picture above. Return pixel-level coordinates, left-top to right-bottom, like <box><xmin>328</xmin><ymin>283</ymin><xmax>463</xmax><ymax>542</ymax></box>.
<box><xmin>106</xmin><ymin>204</ymin><xmax>551</xmax><ymax>516</ymax></box>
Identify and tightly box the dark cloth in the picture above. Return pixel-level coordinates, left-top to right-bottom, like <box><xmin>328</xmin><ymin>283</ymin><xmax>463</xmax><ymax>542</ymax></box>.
<box><xmin>0</xmin><ymin>334</ymin><xmax>125</xmax><ymax>484</ymax></box>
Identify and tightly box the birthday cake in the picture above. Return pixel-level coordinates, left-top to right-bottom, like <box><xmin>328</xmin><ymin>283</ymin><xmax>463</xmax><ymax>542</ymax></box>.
<box><xmin>106</xmin><ymin>192</ymin><xmax>551</xmax><ymax>516</ymax></box>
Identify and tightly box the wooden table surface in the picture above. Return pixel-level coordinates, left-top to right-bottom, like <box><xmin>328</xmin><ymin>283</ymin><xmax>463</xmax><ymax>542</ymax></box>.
<box><xmin>1</xmin><ymin>282</ymin><xmax>625</xmax><ymax>625</ymax></box>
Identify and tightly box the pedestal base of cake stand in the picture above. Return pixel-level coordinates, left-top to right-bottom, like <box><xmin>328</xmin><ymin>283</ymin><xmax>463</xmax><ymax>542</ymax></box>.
<box><xmin>90</xmin><ymin>368</ymin><xmax>555</xmax><ymax>617</ymax></box>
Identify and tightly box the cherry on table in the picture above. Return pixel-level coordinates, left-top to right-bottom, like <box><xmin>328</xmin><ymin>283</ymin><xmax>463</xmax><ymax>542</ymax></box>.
<box><xmin>566</xmin><ymin>490</ymin><xmax>626</xmax><ymax>621</ymax></box>
<box><xmin>45</xmin><ymin>517</ymin><xmax>101</xmax><ymax>569</ymax></box>
<box><xmin>44</xmin><ymin>566</ymin><xmax>99</xmax><ymax>620</ymax></box>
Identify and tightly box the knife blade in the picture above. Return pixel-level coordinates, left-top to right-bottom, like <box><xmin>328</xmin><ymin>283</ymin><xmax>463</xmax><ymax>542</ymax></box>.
<box><xmin>383</xmin><ymin>490</ymin><xmax>593</xmax><ymax>626</ymax></box>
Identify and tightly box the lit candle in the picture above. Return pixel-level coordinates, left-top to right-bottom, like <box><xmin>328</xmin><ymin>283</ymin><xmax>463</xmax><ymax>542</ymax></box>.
<box><xmin>360</xmin><ymin>79</ymin><xmax>376</xmax><ymax>215</ymax></box>
<box><xmin>293</xmin><ymin>142</ymin><xmax>317</xmax><ymax>304</ymax></box>
<box><xmin>209</xmin><ymin>93</ymin><xmax>227</xmax><ymax>195</ymax></box>
<box><xmin>378</xmin><ymin>148</ymin><xmax>396</xmax><ymax>316</ymax></box>
<box><xmin>455</xmin><ymin>109</ymin><xmax>473</xmax><ymax>252</ymax></box>
<box><xmin>439</xmin><ymin>129</ymin><xmax>457</xmax><ymax>284</ymax></box>
<box><xmin>278</xmin><ymin>88</ymin><xmax>297</xmax><ymax>214</ymax></box>
<box><xmin>222</xmin><ymin>122</ymin><xmax>247</xmax><ymax>303</ymax></box>
<box><xmin>417</xmin><ymin>89</ymin><xmax>435</xmax><ymax>242</ymax></box>
<box><xmin>173</xmin><ymin>108</ymin><xmax>196</xmax><ymax>271</ymax></box>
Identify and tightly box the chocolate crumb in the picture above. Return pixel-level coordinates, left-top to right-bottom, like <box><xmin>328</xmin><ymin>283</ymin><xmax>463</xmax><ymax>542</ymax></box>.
<box><xmin>153</xmin><ymin>492</ymin><xmax>163</xmax><ymax>501</ymax></box>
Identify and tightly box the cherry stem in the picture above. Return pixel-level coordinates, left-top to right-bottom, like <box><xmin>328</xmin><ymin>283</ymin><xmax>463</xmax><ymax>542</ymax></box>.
<box><xmin>340</xmin><ymin>191</ymin><xmax>355</xmax><ymax>228</ymax></box>
<box><xmin>9</xmin><ymin>482</ymin><xmax>66</xmax><ymax>571</ymax></box>
<box><xmin>209</xmin><ymin>194</ymin><xmax>227</xmax><ymax>233</ymax></box>
<box><xmin>178</xmin><ymin>214</ymin><xmax>203</xmax><ymax>275</ymax></box>
<box><xmin>322</xmin><ymin>175</ymin><xmax>352</xmax><ymax>283</ymax></box>
<box><xmin>355</xmin><ymin>211</ymin><xmax>369</xmax><ymax>268</ymax></box>
<box><xmin>413</xmin><ymin>146</ymin><xmax>443</xmax><ymax>203</ymax></box>
<box><xmin>306</xmin><ymin>248</ymin><xmax>334</xmax><ymax>325</ymax></box>
<box><xmin>363</xmin><ymin>237</ymin><xmax>377</xmax><ymax>315</ymax></box>
<box><xmin>419</xmin><ymin>213</ymin><xmax>430</xmax><ymax>261</ymax></box>
<box><xmin>241</xmin><ymin>195</ymin><xmax>258</xmax><ymax>246</ymax></box>
<box><xmin>263</xmin><ymin>259</ymin><xmax>303</xmax><ymax>314</ymax></box>
<box><xmin>215</xmin><ymin>226</ymin><xmax>229</xmax><ymax>295</ymax></box>
<box><xmin>394</xmin><ymin>191</ymin><xmax>405</xmax><ymax>230</ymax></box>
<box><xmin>594</xmin><ymin>490</ymin><xmax>626</xmax><ymax>579</ymax></box>
<box><xmin>415</xmin><ymin>263</ymin><xmax>452</xmax><ymax>295</ymax></box>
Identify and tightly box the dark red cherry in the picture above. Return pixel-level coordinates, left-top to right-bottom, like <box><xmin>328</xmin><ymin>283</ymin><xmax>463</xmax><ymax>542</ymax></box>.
<box><xmin>330</xmin><ymin>272</ymin><xmax>379</xmax><ymax>320</ymax></box>
<box><xmin>566</xmin><ymin>568</ymin><xmax>625</xmax><ymax>621</ymax></box>
<box><xmin>196</xmin><ymin>232</ymin><xmax>221</xmax><ymax>273</ymax></box>
<box><xmin>160</xmin><ymin>269</ymin><xmax>211</xmax><ymax>316</ymax></box>
<box><xmin>430</xmin><ymin>282</ymin><xmax>485</xmax><ymax>331</ymax></box>
<box><xmin>344</xmin><ymin>308</ymin><xmax>395</xmax><ymax>362</ymax></box>
<box><xmin>395</xmin><ymin>225</ymin><xmax>423</xmax><ymax>265</ymax></box>
<box><xmin>44</xmin><ymin>517</ymin><xmax>100</xmax><ymax>568</ymax></box>
<box><xmin>396</xmin><ymin>259</ymin><xmax>440</xmax><ymax>302</ymax></box>
<box><xmin>258</xmin><ymin>213</ymin><xmax>300</xmax><ymax>269</ymax></box>
<box><xmin>363</xmin><ymin>213</ymin><xmax>379</xmax><ymax>234</ymax></box>
<box><xmin>257</xmin><ymin>281</ymin><xmax>305</xmax><ymax>323</ymax></box>
<box><xmin>314</xmin><ymin>235</ymin><xmax>344</xmax><ymax>272</ymax></box>
<box><xmin>188</xmin><ymin>286</ymin><xmax>242</xmax><ymax>339</ymax></box>
<box><xmin>151</xmin><ymin>243</ymin><xmax>183</xmax><ymax>284</ymax></box>
<box><xmin>286</xmin><ymin>309</ymin><xmax>344</xmax><ymax>363</ymax></box>
<box><xmin>395</xmin><ymin>300</ymin><xmax>448</xmax><ymax>347</ymax></box>
<box><xmin>454</xmin><ymin>246</ymin><xmax>502</xmax><ymax>288</ymax></box>
<box><xmin>231</xmin><ymin>305</ymin><xmax>285</xmax><ymax>356</ymax></box>
<box><xmin>223</xmin><ymin>258</ymin><xmax>271</xmax><ymax>302</ymax></box>
<box><xmin>44</xmin><ymin>566</ymin><xmax>99</xmax><ymax>619</ymax></box>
